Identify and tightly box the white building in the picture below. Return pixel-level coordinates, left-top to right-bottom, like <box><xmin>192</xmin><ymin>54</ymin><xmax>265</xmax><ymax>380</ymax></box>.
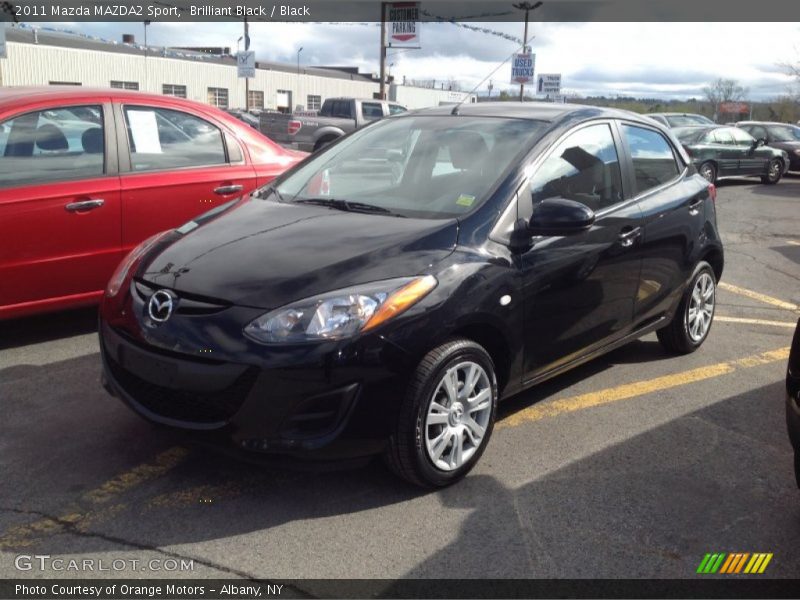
<box><xmin>0</xmin><ymin>26</ymin><xmax>476</xmax><ymax>113</ymax></box>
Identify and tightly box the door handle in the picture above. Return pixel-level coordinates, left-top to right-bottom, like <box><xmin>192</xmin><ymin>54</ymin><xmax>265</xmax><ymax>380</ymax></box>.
<box><xmin>65</xmin><ymin>199</ymin><xmax>104</xmax><ymax>212</ymax></box>
<box><xmin>688</xmin><ymin>197</ymin><xmax>703</xmax><ymax>215</ymax></box>
<box><xmin>618</xmin><ymin>226</ymin><xmax>642</xmax><ymax>248</ymax></box>
<box><xmin>213</xmin><ymin>184</ymin><xmax>244</xmax><ymax>195</ymax></box>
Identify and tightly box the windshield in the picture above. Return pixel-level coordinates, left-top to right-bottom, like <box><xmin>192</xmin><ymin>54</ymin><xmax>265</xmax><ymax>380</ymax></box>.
<box><xmin>272</xmin><ymin>115</ymin><xmax>546</xmax><ymax>219</ymax></box>
<box><xmin>666</xmin><ymin>114</ymin><xmax>714</xmax><ymax>127</ymax></box>
<box><xmin>768</xmin><ymin>125</ymin><xmax>800</xmax><ymax>142</ymax></box>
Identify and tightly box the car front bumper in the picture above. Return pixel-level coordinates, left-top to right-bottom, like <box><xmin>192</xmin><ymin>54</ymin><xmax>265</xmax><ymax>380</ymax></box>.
<box><xmin>99</xmin><ymin>319</ymin><xmax>415</xmax><ymax>461</ymax></box>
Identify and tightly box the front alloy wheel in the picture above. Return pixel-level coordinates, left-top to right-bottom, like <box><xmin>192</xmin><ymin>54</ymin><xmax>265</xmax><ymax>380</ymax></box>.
<box><xmin>385</xmin><ymin>338</ymin><xmax>498</xmax><ymax>487</ymax></box>
<box><xmin>761</xmin><ymin>158</ymin><xmax>783</xmax><ymax>184</ymax></box>
<box><xmin>424</xmin><ymin>361</ymin><xmax>493</xmax><ymax>471</ymax></box>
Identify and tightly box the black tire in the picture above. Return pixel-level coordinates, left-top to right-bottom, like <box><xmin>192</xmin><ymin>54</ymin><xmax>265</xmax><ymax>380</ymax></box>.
<box><xmin>384</xmin><ymin>338</ymin><xmax>498</xmax><ymax>488</ymax></box>
<box><xmin>794</xmin><ymin>452</ymin><xmax>800</xmax><ymax>490</ymax></box>
<box><xmin>761</xmin><ymin>158</ymin><xmax>783</xmax><ymax>185</ymax></box>
<box><xmin>699</xmin><ymin>161</ymin><xmax>717</xmax><ymax>184</ymax></box>
<box><xmin>657</xmin><ymin>261</ymin><xmax>716</xmax><ymax>354</ymax></box>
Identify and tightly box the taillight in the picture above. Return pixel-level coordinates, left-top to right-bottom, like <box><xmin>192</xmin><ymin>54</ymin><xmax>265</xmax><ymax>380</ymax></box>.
<box><xmin>708</xmin><ymin>183</ymin><xmax>716</xmax><ymax>204</ymax></box>
<box><xmin>287</xmin><ymin>120</ymin><xmax>302</xmax><ymax>135</ymax></box>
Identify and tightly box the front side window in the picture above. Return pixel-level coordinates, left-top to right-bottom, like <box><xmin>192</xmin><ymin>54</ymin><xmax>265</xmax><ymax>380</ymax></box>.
<box><xmin>273</xmin><ymin>116</ymin><xmax>545</xmax><ymax>219</ymax></box>
<box><xmin>621</xmin><ymin>124</ymin><xmax>680</xmax><ymax>195</ymax></box>
<box><xmin>0</xmin><ymin>105</ymin><xmax>104</xmax><ymax>188</ymax></box>
<box><xmin>706</xmin><ymin>129</ymin><xmax>734</xmax><ymax>145</ymax></box>
<box><xmin>729</xmin><ymin>127</ymin><xmax>755</xmax><ymax>145</ymax></box>
<box><xmin>389</xmin><ymin>104</ymin><xmax>407</xmax><ymax>115</ymax></box>
<box><xmin>123</xmin><ymin>106</ymin><xmax>226</xmax><ymax>172</ymax></box>
<box><xmin>527</xmin><ymin>123</ymin><xmax>623</xmax><ymax>213</ymax></box>
<box><xmin>207</xmin><ymin>87</ymin><xmax>229</xmax><ymax>109</ymax></box>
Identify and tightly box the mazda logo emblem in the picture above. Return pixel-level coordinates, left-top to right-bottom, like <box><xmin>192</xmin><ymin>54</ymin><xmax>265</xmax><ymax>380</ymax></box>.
<box><xmin>148</xmin><ymin>290</ymin><xmax>174</xmax><ymax>323</ymax></box>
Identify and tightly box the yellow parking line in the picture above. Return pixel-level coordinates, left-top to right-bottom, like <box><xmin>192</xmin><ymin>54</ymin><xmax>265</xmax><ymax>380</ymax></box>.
<box><xmin>498</xmin><ymin>347</ymin><xmax>789</xmax><ymax>429</ymax></box>
<box><xmin>715</xmin><ymin>316</ymin><xmax>798</xmax><ymax>328</ymax></box>
<box><xmin>0</xmin><ymin>446</ymin><xmax>188</xmax><ymax>549</ymax></box>
<box><xmin>718</xmin><ymin>282</ymin><xmax>798</xmax><ymax>312</ymax></box>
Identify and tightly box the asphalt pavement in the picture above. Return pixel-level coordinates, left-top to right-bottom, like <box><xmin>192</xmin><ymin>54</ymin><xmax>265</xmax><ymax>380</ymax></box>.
<box><xmin>1</xmin><ymin>175</ymin><xmax>799</xmax><ymax>585</ymax></box>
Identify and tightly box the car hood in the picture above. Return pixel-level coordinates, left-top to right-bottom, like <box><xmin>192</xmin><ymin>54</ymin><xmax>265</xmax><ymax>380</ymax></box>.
<box><xmin>139</xmin><ymin>198</ymin><xmax>459</xmax><ymax>309</ymax></box>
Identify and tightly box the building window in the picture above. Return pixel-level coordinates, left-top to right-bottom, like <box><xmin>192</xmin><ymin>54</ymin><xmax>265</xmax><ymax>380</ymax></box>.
<box><xmin>247</xmin><ymin>90</ymin><xmax>264</xmax><ymax>110</ymax></box>
<box><xmin>207</xmin><ymin>87</ymin><xmax>229</xmax><ymax>109</ymax></box>
<box><xmin>110</xmin><ymin>81</ymin><xmax>139</xmax><ymax>90</ymax></box>
<box><xmin>307</xmin><ymin>95</ymin><xmax>322</xmax><ymax>111</ymax></box>
<box><xmin>162</xmin><ymin>84</ymin><xmax>187</xmax><ymax>98</ymax></box>
<box><xmin>49</xmin><ymin>81</ymin><xmax>81</xmax><ymax>86</ymax></box>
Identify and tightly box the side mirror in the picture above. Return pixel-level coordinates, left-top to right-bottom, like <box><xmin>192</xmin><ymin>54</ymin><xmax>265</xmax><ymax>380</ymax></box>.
<box><xmin>528</xmin><ymin>198</ymin><xmax>596</xmax><ymax>236</ymax></box>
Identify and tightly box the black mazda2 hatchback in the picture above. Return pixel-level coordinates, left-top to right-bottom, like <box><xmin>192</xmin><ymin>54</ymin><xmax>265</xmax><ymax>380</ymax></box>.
<box><xmin>100</xmin><ymin>103</ymin><xmax>723</xmax><ymax>487</ymax></box>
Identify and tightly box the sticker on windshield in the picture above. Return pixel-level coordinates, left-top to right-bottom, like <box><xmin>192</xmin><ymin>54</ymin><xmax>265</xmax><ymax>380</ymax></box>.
<box><xmin>456</xmin><ymin>194</ymin><xmax>475</xmax><ymax>207</ymax></box>
<box><xmin>320</xmin><ymin>169</ymin><xmax>331</xmax><ymax>196</ymax></box>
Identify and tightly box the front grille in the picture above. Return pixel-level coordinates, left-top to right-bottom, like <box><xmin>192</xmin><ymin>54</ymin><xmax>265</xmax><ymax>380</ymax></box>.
<box><xmin>107</xmin><ymin>354</ymin><xmax>257</xmax><ymax>424</ymax></box>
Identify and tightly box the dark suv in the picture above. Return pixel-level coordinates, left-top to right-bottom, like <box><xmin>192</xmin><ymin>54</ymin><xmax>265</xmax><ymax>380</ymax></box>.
<box><xmin>99</xmin><ymin>103</ymin><xmax>723</xmax><ymax>487</ymax></box>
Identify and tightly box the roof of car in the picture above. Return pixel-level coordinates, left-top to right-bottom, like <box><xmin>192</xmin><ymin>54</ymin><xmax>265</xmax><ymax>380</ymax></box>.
<box><xmin>736</xmin><ymin>120</ymin><xmax>797</xmax><ymax>126</ymax></box>
<box><xmin>410</xmin><ymin>101</ymin><xmax>658</xmax><ymax>126</ymax></box>
<box><xmin>0</xmin><ymin>86</ymin><xmax>233</xmax><ymax>119</ymax></box>
<box><xmin>648</xmin><ymin>112</ymin><xmax>707</xmax><ymax>117</ymax></box>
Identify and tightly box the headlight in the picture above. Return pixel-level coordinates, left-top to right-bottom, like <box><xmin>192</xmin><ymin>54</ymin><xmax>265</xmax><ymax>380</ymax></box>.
<box><xmin>244</xmin><ymin>275</ymin><xmax>437</xmax><ymax>344</ymax></box>
<box><xmin>105</xmin><ymin>231</ymin><xmax>170</xmax><ymax>297</ymax></box>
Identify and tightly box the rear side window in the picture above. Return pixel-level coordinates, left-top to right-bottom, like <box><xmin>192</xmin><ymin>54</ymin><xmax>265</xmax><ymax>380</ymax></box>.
<box><xmin>329</xmin><ymin>101</ymin><xmax>352</xmax><ymax>119</ymax></box>
<box><xmin>527</xmin><ymin>123</ymin><xmax>623</xmax><ymax>213</ymax></box>
<box><xmin>0</xmin><ymin>105</ymin><xmax>104</xmax><ymax>188</ymax></box>
<box><xmin>621</xmin><ymin>124</ymin><xmax>680</xmax><ymax>195</ymax></box>
<box><xmin>705</xmin><ymin>129</ymin><xmax>734</xmax><ymax>145</ymax></box>
<box><xmin>361</xmin><ymin>102</ymin><xmax>384</xmax><ymax>121</ymax></box>
<box><xmin>123</xmin><ymin>106</ymin><xmax>226</xmax><ymax>172</ymax></box>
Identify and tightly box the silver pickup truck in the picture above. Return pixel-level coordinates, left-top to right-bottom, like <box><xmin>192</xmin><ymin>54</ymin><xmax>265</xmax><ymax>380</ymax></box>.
<box><xmin>260</xmin><ymin>97</ymin><xmax>407</xmax><ymax>152</ymax></box>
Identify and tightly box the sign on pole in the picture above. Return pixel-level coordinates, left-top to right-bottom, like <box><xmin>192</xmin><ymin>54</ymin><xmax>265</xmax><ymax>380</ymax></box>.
<box><xmin>388</xmin><ymin>2</ymin><xmax>421</xmax><ymax>48</ymax></box>
<box><xmin>511</xmin><ymin>52</ymin><xmax>535</xmax><ymax>85</ymax></box>
<box><xmin>537</xmin><ymin>73</ymin><xmax>561</xmax><ymax>95</ymax></box>
<box><xmin>0</xmin><ymin>26</ymin><xmax>6</xmax><ymax>59</ymax></box>
<box><xmin>719</xmin><ymin>101</ymin><xmax>749</xmax><ymax>114</ymax></box>
<box><xmin>237</xmin><ymin>50</ymin><xmax>255</xmax><ymax>78</ymax></box>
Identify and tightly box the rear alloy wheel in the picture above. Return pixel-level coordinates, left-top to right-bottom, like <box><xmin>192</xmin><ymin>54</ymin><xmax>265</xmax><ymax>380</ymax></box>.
<box><xmin>761</xmin><ymin>158</ymin><xmax>783</xmax><ymax>185</ymax></box>
<box><xmin>385</xmin><ymin>338</ymin><xmax>498</xmax><ymax>487</ymax></box>
<box><xmin>699</xmin><ymin>161</ymin><xmax>717</xmax><ymax>184</ymax></box>
<box><xmin>657</xmin><ymin>262</ymin><xmax>716</xmax><ymax>354</ymax></box>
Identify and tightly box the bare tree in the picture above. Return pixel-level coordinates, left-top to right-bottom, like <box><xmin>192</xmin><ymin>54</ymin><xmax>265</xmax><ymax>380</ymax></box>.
<box><xmin>703</xmin><ymin>78</ymin><xmax>748</xmax><ymax>120</ymax></box>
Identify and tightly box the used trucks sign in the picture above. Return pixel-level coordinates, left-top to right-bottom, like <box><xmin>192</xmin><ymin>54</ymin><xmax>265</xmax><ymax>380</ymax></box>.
<box><xmin>511</xmin><ymin>52</ymin><xmax>535</xmax><ymax>84</ymax></box>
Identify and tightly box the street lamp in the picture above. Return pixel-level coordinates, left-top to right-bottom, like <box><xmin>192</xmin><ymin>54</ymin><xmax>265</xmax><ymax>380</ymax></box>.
<box><xmin>297</xmin><ymin>46</ymin><xmax>303</xmax><ymax>75</ymax></box>
<box><xmin>237</xmin><ymin>36</ymin><xmax>243</xmax><ymax>53</ymax></box>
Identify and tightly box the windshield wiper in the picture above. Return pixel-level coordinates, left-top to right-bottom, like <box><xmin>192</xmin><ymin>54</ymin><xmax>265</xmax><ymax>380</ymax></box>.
<box><xmin>295</xmin><ymin>198</ymin><xmax>405</xmax><ymax>217</ymax></box>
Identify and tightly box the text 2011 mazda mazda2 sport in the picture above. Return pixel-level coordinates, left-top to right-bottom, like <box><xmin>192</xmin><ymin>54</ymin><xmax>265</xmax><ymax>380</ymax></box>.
<box><xmin>100</xmin><ymin>103</ymin><xmax>723</xmax><ymax>487</ymax></box>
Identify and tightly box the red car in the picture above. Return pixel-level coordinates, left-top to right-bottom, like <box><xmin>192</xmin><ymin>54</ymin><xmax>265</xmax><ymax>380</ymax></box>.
<box><xmin>0</xmin><ymin>87</ymin><xmax>304</xmax><ymax>320</ymax></box>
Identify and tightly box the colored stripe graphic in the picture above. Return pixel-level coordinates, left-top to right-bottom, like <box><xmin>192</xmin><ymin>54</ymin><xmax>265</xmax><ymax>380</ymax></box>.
<box><xmin>699</xmin><ymin>553</ymin><xmax>773</xmax><ymax>575</ymax></box>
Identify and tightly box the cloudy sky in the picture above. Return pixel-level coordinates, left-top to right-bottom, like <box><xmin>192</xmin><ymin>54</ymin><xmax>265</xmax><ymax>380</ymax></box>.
<box><xmin>43</xmin><ymin>21</ymin><xmax>800</xmax><ymax>100</ymax></box>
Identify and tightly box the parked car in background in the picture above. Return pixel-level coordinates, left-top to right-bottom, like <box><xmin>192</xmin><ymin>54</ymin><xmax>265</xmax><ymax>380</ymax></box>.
<box><xmin>787</xmin><ymin>318</ymin><xmax>800</xmax><ymax>489</ymax></box>
<box><xmin>261</xmin><ymin>97</ymin><xmax>407</xmax><ymax>152</ymax></box>
<box><xmin>736</xmin><ymin>121</ymin><xmax>800</xmax><ymax>172</ymax></box>
<box><xmin>0</xmin><ymin>86</ymin><xmax>304</xmax><ymax>320</ymax></box>
<box><xmin>99</xmin><ymin>103</ymin><xmax>722</xmax><ymax>487</ymax></box>
<box><xmin>647</xmin><ymin>112</ymin><xmax>715</xmax><ymax>128</ymax></box>
<box><xmin>673</xmin><ymin>124</ymin><xmax>789</xmax><ymax>184</ymax></box>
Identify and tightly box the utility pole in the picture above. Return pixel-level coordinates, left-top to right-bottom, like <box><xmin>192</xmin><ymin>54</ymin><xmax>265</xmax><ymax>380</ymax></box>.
<box><xmin>513</xmin><ymin>2</ymin><xmax>542</xmax><ymax>102</ymax></box>
<box><xmin>143</xmin><ymin>20</ymin><xmax>150</xmax><ymax>92</ymax></box>
<box><xmin>243</xmin><ymin>17</ymin><xmax>250</xmax><ymax>111</ymax></box>
<box><xmin>379</xmin><ymin>2</ymin><xmax>387</xmax><ymax>100</ymax></box>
